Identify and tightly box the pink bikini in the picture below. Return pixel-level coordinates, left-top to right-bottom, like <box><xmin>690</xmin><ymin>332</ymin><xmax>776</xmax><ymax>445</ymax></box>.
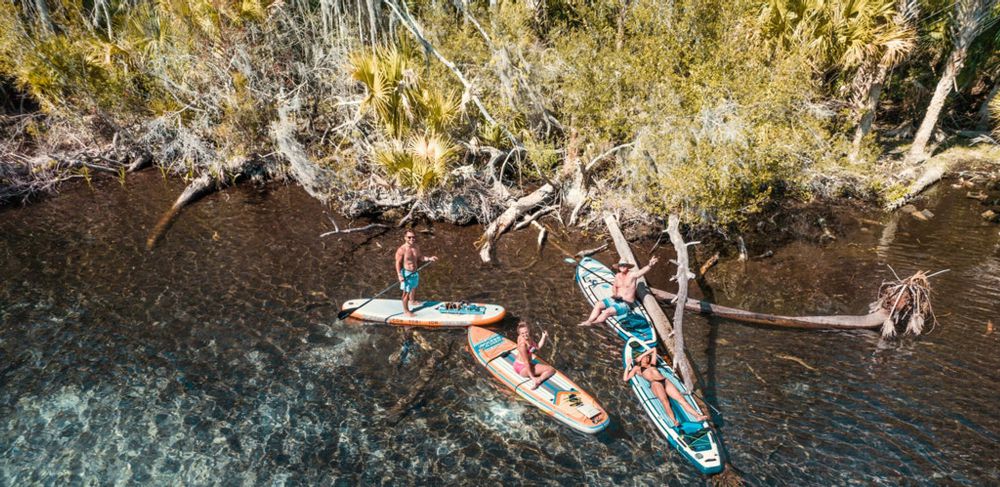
<box><xmin>513</xmin><ymin>343</ymin><xmax>538</xmax><ymax>375</ymax></box>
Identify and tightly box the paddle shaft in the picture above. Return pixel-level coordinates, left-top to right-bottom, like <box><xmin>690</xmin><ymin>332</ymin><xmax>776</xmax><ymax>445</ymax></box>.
<box><xmin>338</xmin><ymin>260</ymin><xmax>435</xmax><ymax>319</ymax></box>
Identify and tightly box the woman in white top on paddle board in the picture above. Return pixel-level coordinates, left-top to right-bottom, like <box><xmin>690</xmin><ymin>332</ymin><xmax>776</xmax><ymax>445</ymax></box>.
<box><xmin>578</xmin><ymin>256</ymin><xmax>659</xmax><ymax>326</ymax></box>
<box><xmin>395</xmin><ymin>230</ymin><xmax>438</xmax><ymax>317</ymax></box>
<box><xmin>515</xmin><ymin>321</ymin><xmax>556</xmax><ymax>389</ymax></box>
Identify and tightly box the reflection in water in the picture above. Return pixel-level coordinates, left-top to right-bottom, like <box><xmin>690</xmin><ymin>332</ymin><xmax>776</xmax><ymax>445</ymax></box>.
<box><xmin>1</xmin><ymin>173</ymin><xmax>998</xmax><ymax>484</ymax></box>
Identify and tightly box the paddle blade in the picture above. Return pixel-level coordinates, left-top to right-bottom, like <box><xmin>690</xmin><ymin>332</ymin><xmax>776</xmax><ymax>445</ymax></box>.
<box><xmin>336</xmin><ymin>308</ymin><xmax>354</xmax><ymax>320</ymax></box>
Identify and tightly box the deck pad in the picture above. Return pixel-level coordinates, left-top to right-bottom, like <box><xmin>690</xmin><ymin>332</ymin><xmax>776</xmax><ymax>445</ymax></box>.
<box><xmin>468</xmin><ymin>326</ymin><xmax>610</xmax><ymax>434</ymax></box>
<box><xmin>341</xmin><ymin>299</ymin><xmax>505</xmax><ymax>327</ymax></box>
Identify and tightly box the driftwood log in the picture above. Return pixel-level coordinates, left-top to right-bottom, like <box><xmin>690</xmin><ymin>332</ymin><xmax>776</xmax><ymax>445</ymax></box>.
<box><xmin>146</xmin><ymin>173</ymin><xmax>219</xmax><ymax>250</ymax></box>
<box><xmin>665</xmin><ymin>215</ymin><xmax>696</xmax><ymax>390</ymax></box>
<box><xmin>648</xmin><ymin>287</ymin><xmax>889</xmax><ymax>329</ymax></box>
<box><xmin>477</xmin><ymin>183</ymin><xmax>555</xmax><ymax>262</ymax></box>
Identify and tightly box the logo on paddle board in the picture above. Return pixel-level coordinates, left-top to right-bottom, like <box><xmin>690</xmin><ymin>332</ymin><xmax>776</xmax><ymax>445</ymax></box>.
<box><xmin>476</xmin><ymin>334</ymin><xmax>504</xmax><ymax>351</ymax></box>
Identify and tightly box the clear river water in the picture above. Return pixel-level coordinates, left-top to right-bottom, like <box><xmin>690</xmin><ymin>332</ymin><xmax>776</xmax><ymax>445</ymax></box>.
<box><xmin>1</xmin><ymin>172</ymin><xmax>998</xmax><ymax>485</ymax></box>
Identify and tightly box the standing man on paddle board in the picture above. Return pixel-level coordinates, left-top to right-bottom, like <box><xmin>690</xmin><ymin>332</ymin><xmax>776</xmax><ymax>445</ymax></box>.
<box><xmin>395</xmin><ymin>230</ymin><xmax>438</xmax><ymax>316</ymax></box>
<box><xmin>578</xmin><ymin>256</ymin><xmax>658</xmax><ymax>327</ymax></box>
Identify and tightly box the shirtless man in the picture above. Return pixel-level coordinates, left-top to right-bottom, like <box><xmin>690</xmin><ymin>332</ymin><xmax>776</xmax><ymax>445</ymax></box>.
<box><xmin>623</xmin><ymin>347</ymin><xmax>708</xmax><ymax>428</ymax></box>
<box><xmin>578</xmin><ymin>256</ymin><xmax>658</xmax><ymax>327</ymax></box>
<box><xmin>395</xmin><ymin>230</ymin><xmax>438</xmax><ymax>316</ymax></box>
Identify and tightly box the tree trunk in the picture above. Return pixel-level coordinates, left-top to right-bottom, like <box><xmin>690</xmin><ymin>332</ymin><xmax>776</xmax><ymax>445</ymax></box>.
<box><xmin>366</xmin><ymin>0</ymin><xmax>380</xmax><ymax>46</ymax></box>
<box><xmin>602</xmin><ymin>214</ymin><xmax>697</xmax><ymax>389</ymax></box>
<box><xmin>908</xmin><ymin>0</ymin><xmax>993</xmax><ymax>162</ymax></box>
<box><xmin>648</xmin><ymin>287</ymin><xmax>888</xmax><ymax>329</ymax></box>
<box><xmin>975</xmin><ymin>79</ymin><xmax>999</xmax><ymax>131</ymax></box>
<box><xmin>32</xmin><ymin>0</ymin><xmax>54</xmax><ymax>33</ymax></box>
<box><xmin>850</xmin><ymin>61</ymin><xmax>891</xmax><ymax>160</ymax></box>
<box><xmin>665</xmin><ymin>215</ymin><xmax>693</xmax><ymax>390</ymax></box>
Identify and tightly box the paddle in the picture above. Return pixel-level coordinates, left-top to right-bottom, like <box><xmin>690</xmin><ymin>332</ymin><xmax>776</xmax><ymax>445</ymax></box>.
<box><xmin>338</xmin><ymin>260</ymin><xmax>435</xmax><ymax>320</ymax></box>
<box><xmin>563</xmin><ymin>256</ymin><xmax>722</xmax><ymax>417</ymax></box>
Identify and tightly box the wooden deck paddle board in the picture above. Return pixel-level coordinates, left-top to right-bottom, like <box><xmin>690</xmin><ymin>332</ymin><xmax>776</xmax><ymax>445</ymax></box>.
<box><xmin>623</xmin><ymin>339</ymin><xmax>723</xmax><ymax>474</ymax></box>
<box><xmin>341</xmin><ymin>299</ymin><xmax>505</xmax><ymax>327</ymax></box>
<box><xmin>574</xmin><ymin>257</ymin><xmax>657</xmax><ymax>346</ymax></box>
<box><xmin>468</xmin><ymin>326</ymin><xmax>610</xmax><ymax>434</ymax></box>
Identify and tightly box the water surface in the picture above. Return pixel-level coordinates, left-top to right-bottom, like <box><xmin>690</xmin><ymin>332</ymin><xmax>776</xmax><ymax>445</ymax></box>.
<box><xmin>1</xmin><ymin>173</ymin><xmax>998</xmax><ymax>485</ymax></box>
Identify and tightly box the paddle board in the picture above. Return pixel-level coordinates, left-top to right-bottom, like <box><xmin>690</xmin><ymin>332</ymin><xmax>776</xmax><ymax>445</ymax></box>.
<box><xmin>468</xmin><ymin>326</ymin><xmax>610</xmax><ymax>434</ymax></box>
<box><xmin>623</xmin><ymin>339</ymin><xmax>723</xmax><ymax>474</ymax></box>
<box><xmin>341</xmin><ymin>299</ymin><xmax>505</xmax><ymax>327</ymax></box>
<box><xmin>574</xmin><ymin>257</ymin><xmax>657</xmax><ymax>346</ymax></box>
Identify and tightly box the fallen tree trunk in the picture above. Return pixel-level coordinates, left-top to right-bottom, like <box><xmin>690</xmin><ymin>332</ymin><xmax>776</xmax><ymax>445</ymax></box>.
<box><xmin>477</xmin><ymin>183</ymin><xmax>555</xmax><ymax>262</ymax></box>
<box><xmin>665</xmin><ymin>214</ymin><xmax>694</xmax><ymax>390</ymax></box>
<box><xmin>885</xmin><ymin>157</ymin><xmax>951</xmax><ymax>210</ymax></box>
<box><xmin>146</xmin><ymin>172</ymin><xmax>218</xmax><ymax>250</ymax></box>
<box><xmin>603</xmin><ymin>214</ymin><xmax>697</xmax><ymax>387</ymax></box>
<box><xmin>648</xmin><ymin>287</ymin><xmax>888</xmax><ymax>329</ymax></box>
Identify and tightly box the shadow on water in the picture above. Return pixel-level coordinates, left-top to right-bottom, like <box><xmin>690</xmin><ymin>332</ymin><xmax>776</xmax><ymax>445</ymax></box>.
<box><xmin>1</xmin><ymin>172</ymin><xmax>999</xmax><ymax>484</ymax></box>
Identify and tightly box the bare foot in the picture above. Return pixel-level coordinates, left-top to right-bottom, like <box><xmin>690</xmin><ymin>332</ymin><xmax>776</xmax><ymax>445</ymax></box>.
<box><xmin>577</xmin><ymin>321</ymin><xmax>592</xmax><ymax>327</ymax></box>
<box><xmin>530</xmin><ymin>380</ymin><xmax>542</xmax><ymax>390</ymax></box>
<box><xmin>692</xmin><ymin>413</ymin><xmax>708</xmax><ymax>422</ymax></box>
<box><xmin>403</xmin><ymin>311</ymin><xmax>416</xmax><ymax>317</ymax></box>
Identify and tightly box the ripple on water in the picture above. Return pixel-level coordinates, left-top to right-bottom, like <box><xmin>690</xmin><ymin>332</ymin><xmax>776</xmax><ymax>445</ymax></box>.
<box><xmin>1</xmin><ymin>174</ymin><xmax>999</xmax><ymax>484</ymax></box>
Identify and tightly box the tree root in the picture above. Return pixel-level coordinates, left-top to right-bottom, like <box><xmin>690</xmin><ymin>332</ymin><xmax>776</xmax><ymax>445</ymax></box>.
<box><xmin>872</xmin><ymin>269</ymin><xmax>944</xmax><ymax>338</ymax></box>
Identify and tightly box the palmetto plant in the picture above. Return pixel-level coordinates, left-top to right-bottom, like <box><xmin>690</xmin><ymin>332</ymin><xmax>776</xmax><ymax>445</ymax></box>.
<box><xmin>764</xmin><ymin>0</ymin><xmax>917</xmax><ymax>159</ymax></box>
<box><xmin>374</xmin><ymin>132</ymin><xmax>458</xmax><ymax>193</ymax></box>
<box><xmin>763</xmin><ymin>0</ymin><xmax>916</xmax><ymax>79</ymax></box>
<box><xmin>350</xmin><ymin>45</ymin><xmax>416</xmax><ymax>139</ymax></box>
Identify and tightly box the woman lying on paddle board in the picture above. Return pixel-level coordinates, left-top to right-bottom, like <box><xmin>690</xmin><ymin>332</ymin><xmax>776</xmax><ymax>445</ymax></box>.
<box><xmin>624</xmin><ymin>347</ymin><xmax>708</xmax><ymax>427</ymax></box>
<box><xmin>515</xmin><ymin>321</ymin><xmax>556</xmax><ymax>389</ymax></box>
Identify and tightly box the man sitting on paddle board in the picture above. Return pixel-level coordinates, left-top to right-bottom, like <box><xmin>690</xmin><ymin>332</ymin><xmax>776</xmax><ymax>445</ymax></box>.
<box><xmin>578</xmin><ymin>256</ymin><xmax>658</xmax><ymax>327</ymax></box>
<box><xmin>395</xmin><ymin>230</ymin><xmax>438</xmax><ymax>317</ymax></box>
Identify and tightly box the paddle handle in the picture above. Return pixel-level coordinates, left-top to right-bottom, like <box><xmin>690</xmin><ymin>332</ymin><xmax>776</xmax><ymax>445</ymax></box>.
<box><xmin>338</xmin><ymin>260</ymin><xmax>435</xmax><ymax>319</ymax></box>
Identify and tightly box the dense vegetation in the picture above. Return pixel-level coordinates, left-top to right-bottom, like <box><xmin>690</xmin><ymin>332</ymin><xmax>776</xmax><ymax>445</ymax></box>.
<box><xmin>1</xmin><ymin>0</ymin><xmax>998</xmax><ymax>229</ymax></box>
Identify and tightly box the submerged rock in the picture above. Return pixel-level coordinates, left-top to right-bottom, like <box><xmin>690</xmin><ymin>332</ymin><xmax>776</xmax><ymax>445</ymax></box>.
<box><xmin>911</xmin><ymin>209</ymin><xmax>934</xmax><ymax>221</ymax></box>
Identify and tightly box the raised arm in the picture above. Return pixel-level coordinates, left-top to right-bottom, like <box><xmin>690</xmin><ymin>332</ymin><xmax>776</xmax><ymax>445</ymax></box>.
<box><xmin>623</xmin><ymin>365</ymin><xmax>641</xmax><ymax>381</ymax></box>
<box><xmin>632</xmin><ymin>256</ymin><xmax>659</xmax><ymax>278</ymax></box>
<box><xmin>536</xmin><ymin>331</ymin><xmax>548</xmax><ymax>349</ymax></box>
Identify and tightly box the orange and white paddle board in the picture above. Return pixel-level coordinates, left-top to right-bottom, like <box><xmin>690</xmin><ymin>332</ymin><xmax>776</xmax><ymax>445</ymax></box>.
<box><xmin>467</xmin><ymin>326</ymin><xmax>610</xmax><ymax>434</ymax></box>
